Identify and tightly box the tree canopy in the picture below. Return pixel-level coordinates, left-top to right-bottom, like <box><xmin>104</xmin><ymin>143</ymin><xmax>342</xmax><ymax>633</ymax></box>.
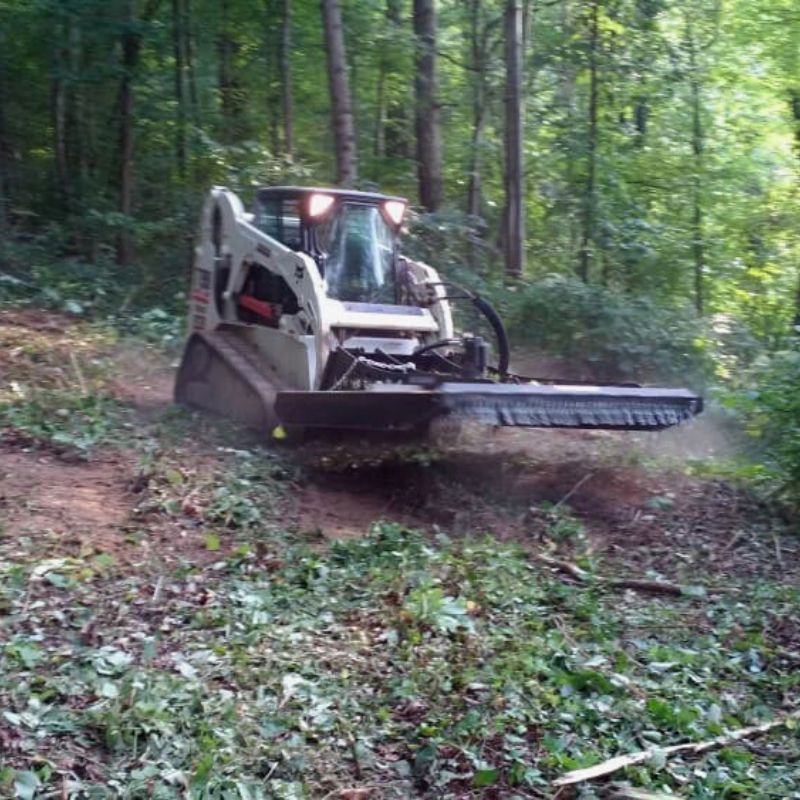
<box><xmin>0</xmin><ymin>0</ymin><xmax>798</xmax><ymax>335</ymax></box>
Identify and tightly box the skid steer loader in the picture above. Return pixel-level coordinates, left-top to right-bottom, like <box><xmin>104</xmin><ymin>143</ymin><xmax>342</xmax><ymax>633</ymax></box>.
<box><xmin>175</xmin><ymin>186</ymin><xmax>702</xmax><ymax>436</ymax></box>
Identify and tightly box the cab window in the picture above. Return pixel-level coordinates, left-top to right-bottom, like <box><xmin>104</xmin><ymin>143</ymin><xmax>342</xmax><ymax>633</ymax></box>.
<box><xmin>254</xmin><ymin>197</ymin><xmax>302</xmax><ymax>250</ymax></box>
<box><xmin>316</xmin><ymin>203</ymin><xmax>397</xmax><ymax>304</ymax></box>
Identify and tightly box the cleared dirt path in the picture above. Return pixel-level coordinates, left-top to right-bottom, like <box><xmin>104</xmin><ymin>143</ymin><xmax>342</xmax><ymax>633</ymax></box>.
<box><xmin>1</xmin><ymin>307</ymin><xmax>792</xmax><ymax>586</ymax></box>
<box><xmin>0</xmin><ymin>446</ymin><xmax>130</xmax><ymax>556</ymax></box>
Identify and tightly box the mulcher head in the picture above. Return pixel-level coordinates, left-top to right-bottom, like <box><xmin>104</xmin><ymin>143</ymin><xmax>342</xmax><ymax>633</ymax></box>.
<box><xmin>437</xmin><ymin>383</ymin><xmax>701</xmax><ymax>430</ymax></box>
<box><xmin>275</xmin><ymin>382</ymin><xmax>702</xmax><ymax>434</ymax></box>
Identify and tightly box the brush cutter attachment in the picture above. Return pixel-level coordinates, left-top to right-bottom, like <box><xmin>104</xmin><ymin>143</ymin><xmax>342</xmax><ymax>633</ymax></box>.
<box><xmin>275</xmin><ymin>383</ymin><xmax>702</xmax><ymax>434</ymax></box>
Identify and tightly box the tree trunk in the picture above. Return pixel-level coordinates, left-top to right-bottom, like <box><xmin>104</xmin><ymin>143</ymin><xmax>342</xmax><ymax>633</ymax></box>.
<box><xmin>115</xmin><ymin>0</ymin><xmax>160</xmax><ymax>268</ymax></box>
<box><xmin>321</xmin><ymin>0</ymin><xmax>358</xmax><ymax>185</ymax></box>
<box><xmin>0</xmin><ymin>70</ymin><xmax>9</xmax><ymax>228</ymax></box>
<box><xmin>384</xmin><ymin>0</ymin><xmax>411</xmax><ymax>159</ymax></box>
<box><xmin>262</xmin><ymin>0</ymin><xmax>281</xmax><ymax>155</ymax></box>
<box><xmin>116</xmin><ymin>1</ymin><xmax>140</xmax><ymax>268</ymax></box>
<box><xmin>374</xmin><ymin>0</ymin><xmax>394</xmax><ymax>160</ymax></box>
<box><xmin>791</xmin><ymin>91</ymin><xmax>800</xmax><ymax>158</ymax></box>
<box><xmin>558</xmin><ymin>0</ymin><xmax>580</xmax><ymax>261</ymax></box>
<box><xmin>631</xmin><ymin>0</ymin><xmax>657</xmax><ymax>147</ymax></box>
<box><xmin>578</xmin><ymin>0</ymin><xmax>599</xmax><ymax>283</ymax></box>
<box><xmin>687</xmin><ymin>17</ymin><xmax>704</xmax><ymax>315</ymax></box>
<box><xmin>184</xmin><ymin>0</ymin><xmax>199</xmax><ymax>125</ymax></box>
<box><xmin>503</xmin><ymin>0</ymin><xmax>525</xmax><ymax>277</ymax></box>
<box><xmin>172</xmin><ymin>0</ymin><xmax>187</xmax><ymax>178</ymax></box>
<box><xmin>789</xmin><ymin>91</ymin><xmax>800</xmax><ymax>328</ymax></box>
<box><xmin>794</xmin><ymin>278</ymin><xmax>800</xmax><ymax>330</ymax></box>
<box><xmin>219</xmin><ymin>0</ymin><xmax>247</xmax><ymax>142</ymax></box>
<box><xmin>52</xmin><ymin>67</ymin><xmax>69</xmax><ymax>205</ymax></box>
<box><xmin>51</xmin><ymin>15</ymin><xmax>70</xmax><ymax>206</ymax></box>
<box><xmin>413</xmin><ymin>0</ymin><xmax>443</xmax><ymax>211</ymax></box>
<box><xmin>466</xmin><ymin>0</ymin><xmax>487</xmax><ymax>219</ymax></box>
<box><xmin>218</xmin><ymin>0</ymin><xmax>236</xmax><ymax>142</ymax></box>
<box><xmin>280</xmin><ymin>0</ymin><xmax>293</xmax><ymax>158</ymax></box>
<box><xmin>66</xmin><ymin>18</ymin><xmax>87</xmax><ymax>197</ymax></box>
<box><xmin>374</xmin><ymin>60</ymin><xmax>387</xmax><ymax>158</ymax></box>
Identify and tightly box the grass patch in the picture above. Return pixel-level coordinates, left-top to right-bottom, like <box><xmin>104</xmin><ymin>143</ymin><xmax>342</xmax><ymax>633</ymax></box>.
<box><xmin>1</xmin><ymin>389</ymin><xmax>127</xmax><ymax>456</ymax></box>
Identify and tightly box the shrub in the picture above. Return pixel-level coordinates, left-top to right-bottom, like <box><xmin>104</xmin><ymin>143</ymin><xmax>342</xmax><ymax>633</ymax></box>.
<box><xmin>506</xmin><ymin>275</ymin><xmax>711</xmax><ymax>382</ymax></box>
<box><xmin>403</xmin><ymin>220</ymin><xmax>716</xmax><ymax>383</ymax></box>
<box><xmin>731</xmin><ymin>343</ymin><xmax>800</xmax><ymax>509</ymax></box>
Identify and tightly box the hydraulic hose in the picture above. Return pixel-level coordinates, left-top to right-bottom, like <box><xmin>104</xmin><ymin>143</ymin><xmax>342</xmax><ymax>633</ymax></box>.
<box><xmin>421</xmin><ymin>281</ymin><xmax>511</xmax><ymax>377</ymax></box>
<box><xmin>413</xmin><ymin>338</ymin><xmax>461</xmax><ymax>357</ymax></box>
<box><xmin>471</xmin><ymin>295</ymin><xmax>510</xmax><ymax>377</ymax></box>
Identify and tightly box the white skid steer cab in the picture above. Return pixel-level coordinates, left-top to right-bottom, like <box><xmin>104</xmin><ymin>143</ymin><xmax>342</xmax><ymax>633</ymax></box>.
<box><xmin>175</xmin><ymin>186</ymin><xmax>702</xmax><ymax>437</ymax></box>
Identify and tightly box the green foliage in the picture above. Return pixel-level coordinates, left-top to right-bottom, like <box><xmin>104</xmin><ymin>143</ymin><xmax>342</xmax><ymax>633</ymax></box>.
<box><xmin>507</xmin><ymin>275</ymin><xmax>711</xmax><ymax>381</ymax></box>
<box><xmin>405</xmin><ymin>210</ymin><xmax>498</xmax><ymax>286</ymax></box>
<box><xmin>0</xmin><ymin>233</ymin><xmax>182</xmax><ymax>321</ymax></box>
<box><xmin>1</xmin><ymin>0</ymin><xmax>798</xmax><ymax>332</ymax></box>
<box><xmin>0</xmin><ymin>235</ymin><xmax>118</xmax><ymax>316</ymax></box>
<box><xmin>403</xmin><ymin>585</ymin><xmax>475</xmax><ymax>634</ymax></box>
<box><xmin>2</xmin><ymin>523</ymin><xmax>799</xmax><ymax>797</ymax></box>
<box><xmin>1</xmin><ymin>389</ymin><xmax>125</xmax><ymax>456</ymax></box>
<box><xmin>111</xmin><ymin>308</ymin><xmax>185</xmax><ymax>350</ymax></box>
<box><xmin>205</xmin><ymin>477</ymin><xmax>265</xmax><ymax>531</ymax></box>
<box><xmin>730</xmin><ymin>341</ymin><xmax>800</xmax><ymax>507</ymax></box>
<box><xmin>0</xmin><ymin>0</ymin><xmax>798</xmax><ymax>402</ymax></box>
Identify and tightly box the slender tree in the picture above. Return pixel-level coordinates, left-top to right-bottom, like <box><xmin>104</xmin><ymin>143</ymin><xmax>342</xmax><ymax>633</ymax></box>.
<box><xmin>374</xmin><ymin>0</ymin><xmax>394</xmax><ymax>159</ymax></box>
<box><xmin>790</xmin><ymin>90</ymin><xmax>800</xmax><ymax>327</ymax></box>
<box><xmin>172</xmin><ymin>0</ymin><xmax>187</xmax><ymax>178</ymax></box>
<box><xmin>375</xmin><ymin>54</ymin><xmax>387</xmax><ymax>159</ymax></box>
<box><xmin>578</xmin><ymin>0</ymin><xmax>599</xmax><ymax>283</ymax></box>
<box><xmin>321</xmin><ymin>0</ymin><xmax>358</xmax><ymax>185</ymax></box>
<box><xmin>0</xmin><ymin>69</ymin><xmax>9</xmax><ymax>229</ymax></box>
<box><xmin>280</xmin><ymin>0</ymin><xmax>294</xmax><ymax>158</ymax></box>
<box><xmin>66</xmin><ymin>16</ymin><xmax>86</xmax><ymax>200</ymax></box>
<box><xmin>465</xmin><ymin>0</ymin><xmax>497</xmax><ymax>219</ymax></box>
<box><xmin>686</xmin><ymin>12</ymin><xmax>705</xmax><ymax>314</ymax></box>
<box><xmin>116</xmin><ymin>0</ymin><xmax>154</xmax><ymax>267</ymax></box>
<box><xmin>261</xmin><ymin>0</ymin><xmax>280</xmax><ymax>154</ymax></box>
<box><xmin>384</xmin><ymin>0</ymin><xmax>412</xmax><ymax>159</ymax></box>
<box><xmin>218</xmin><ymin>0</ymin><xmax>244</xmax><ymax>142</ymax></box>
<box><xmin>184</xmin><ymin>0</ymin><xmax>199</xmax><ymax>126</ymax></box>
<box><xmin>51</xmin><ymin>32</ymin><xmax>69</xmax><ymax>205</ymax></box>
<box><xmin>413</xmin><ymin>0</ymin><xmax>443</xmax><ymax>211</ymax></box>
<box><xmin>503</xmin><ymin>0</ymin><xmax>525</xmax><ymax>276</ymax></box>
<box><xmin>631</xmin><ymin>0</ymin><xmax>659</xmax><ymax>146</ymax></box>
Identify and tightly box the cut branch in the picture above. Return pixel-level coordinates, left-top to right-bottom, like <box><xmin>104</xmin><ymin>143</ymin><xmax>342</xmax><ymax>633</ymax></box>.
<box><xmin>552</xmin><ymin>711</ymin><xmax>800</xmax><ymax>786</ymax></box>
<box><xmin>533</xmin><ymin>554</ymin><xmax>694</xmax><ymax>597</ymax></box>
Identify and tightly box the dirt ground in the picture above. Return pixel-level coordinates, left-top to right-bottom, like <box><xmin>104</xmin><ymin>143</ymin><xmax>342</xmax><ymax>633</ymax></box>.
<box><xmin>0</xmin><ymin>445</ymin><xmax>130</xmax><ymax>557</ymax></box>
<box><xmin>1</xmin><ymin>308</ymin><xmax>793</xmax><ymax>585</ymax></box>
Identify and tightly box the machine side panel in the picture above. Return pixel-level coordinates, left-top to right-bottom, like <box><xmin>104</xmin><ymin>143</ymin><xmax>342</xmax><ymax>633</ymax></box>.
<box><xmin>238</xmin><ymin>326</ymin><xmax>316</xmax><ymax>390</ymax></box>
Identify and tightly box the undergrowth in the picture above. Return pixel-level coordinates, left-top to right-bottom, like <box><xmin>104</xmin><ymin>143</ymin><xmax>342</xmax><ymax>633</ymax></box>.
<box><xmin>0</xmin><ymin>305</ymin><xmax>799</xmax><ymax>798</ymax></box>
<box><xmin>727</xmin><ymin>341</ymin><xmax>800</xmax><ymax>512</ymax></box>
<box><xmin>1</xmin><ymin>390</ymin><xmax>126</xmax><ymax>456</ymax></box>
<box><xmin>1</xmin><ymin>525</ymin><xmax>799</xmax><ymax>798</ymax></box>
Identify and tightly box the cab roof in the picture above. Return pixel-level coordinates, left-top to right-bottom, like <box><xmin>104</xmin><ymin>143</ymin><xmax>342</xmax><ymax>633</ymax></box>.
<box><xmin>256</xmin><ymin>186</ymin><xmax>407</xmax><ymax>205</ymax></box>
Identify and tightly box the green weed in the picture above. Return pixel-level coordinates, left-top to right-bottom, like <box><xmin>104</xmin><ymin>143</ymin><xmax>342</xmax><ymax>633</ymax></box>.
<box><xmin>1</xmin><ymin>389</ymin><xmax>126</xmax><ymax>456</ymax></box>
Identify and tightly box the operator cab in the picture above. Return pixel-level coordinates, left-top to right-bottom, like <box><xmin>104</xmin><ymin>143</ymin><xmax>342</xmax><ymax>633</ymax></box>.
<box><xmin>253</xmin><ymin>187</ymin><xmax>407</xmax><ymax>305</ymax></box>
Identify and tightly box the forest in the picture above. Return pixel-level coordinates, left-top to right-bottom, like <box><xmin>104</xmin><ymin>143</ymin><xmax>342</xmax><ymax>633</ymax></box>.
<box><xmin>2</xmin><ymin>0</ymin><xmax>800</xmax><ymax>488</ymax></box>
<box><xmin>1</xmin><ymin>0</ymin><xmax>800</xmax><ymax>798</ymax></box>
<box><xmin>0</xmin><ymin>0</ymin><xmax>798</xmax><ymax>312</ymax></box>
